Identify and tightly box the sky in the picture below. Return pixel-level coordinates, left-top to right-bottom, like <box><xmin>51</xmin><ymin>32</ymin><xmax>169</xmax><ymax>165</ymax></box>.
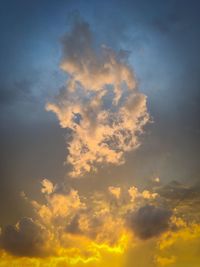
<box><xmin>0</xmin><ymin>0</ymin><xmax>200</xmax><ymax>266</ymax></box>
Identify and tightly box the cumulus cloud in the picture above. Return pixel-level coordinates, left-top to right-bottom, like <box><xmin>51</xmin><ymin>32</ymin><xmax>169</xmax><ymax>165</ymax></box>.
<box><xmin>0</xmin><ymin>218</ymin><xmax>50</xmax><ymax>257</ymax></box>
<box><xmin>127</xmin><ymin>205</ymin><xmax>172</xmax><ymax>240</ymax></box>
<box><xmin>31</xmin><ymin>180</ymin><xmax>164</xmax><ymax>246</ymax></box>
<box><xmin>108</xmin><ymin>186</ymin><xmax>121</xmax><ymax>199</ymax></box>
<box><xmin>41</xmin><ymin>178</ymin><xmax>54</xmax><ymax>195</ymax></box>
<box><xmin>128</xmin><ymin>186</ymin><xmax>158</xmax><ymax>202</ymax></box>
<box><xmin>46</xmin><ymin>20</ymin><xmax>149</xmax><ymax>177</ymax></box>
<box><xmin>2</xmin><ymin>178</ymin><xmax>200</xmax><ymax>266</ymax></box>
<box><xmin>33</xmin><ymin>181</ymin><xmax>125</xmax><ymax>245</ymax></box>
<box><xmin>1</xmin><ymin>179</ymin><xmax>182</xmax><ymax>260</ymax></box>
<box><xmin>33</xmin><ymin>186</ymin><xmax>86</xmax><ymax>227</ymax></box>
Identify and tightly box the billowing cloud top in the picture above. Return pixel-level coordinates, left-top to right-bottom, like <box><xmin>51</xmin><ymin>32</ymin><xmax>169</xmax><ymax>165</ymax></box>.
<box><xmin>46</xmin><ymin>21</ymin><xmax>149</xmax><ymax>177</ymax></box>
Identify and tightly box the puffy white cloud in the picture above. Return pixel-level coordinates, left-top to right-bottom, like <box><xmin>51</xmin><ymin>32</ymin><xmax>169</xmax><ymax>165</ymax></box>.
<box><xmin>46</xmin><ymin>21</ymin><xmax>149</xmax><ymax>177</ymax></box>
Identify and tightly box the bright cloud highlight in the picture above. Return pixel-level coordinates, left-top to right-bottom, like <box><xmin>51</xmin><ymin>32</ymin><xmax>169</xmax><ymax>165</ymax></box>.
<box><xmin>46</xmin><ymin>21</ymin><xmax>149</xmax><ymax>177</ymax></box>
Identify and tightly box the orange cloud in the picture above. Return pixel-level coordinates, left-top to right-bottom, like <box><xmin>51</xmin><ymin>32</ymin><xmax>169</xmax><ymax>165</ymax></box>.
<box><xmin>46</xmin><ymin>21</ymin><xmax>149</xmax><ymax>177</ymax></box>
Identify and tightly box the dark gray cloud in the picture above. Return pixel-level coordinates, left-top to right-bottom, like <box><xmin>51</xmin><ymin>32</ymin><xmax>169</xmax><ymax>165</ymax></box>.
<box><xmin>66</xmin><ymin>215</ymin><xmax>81</xmax><ymax>235</ymax></box>
<box><xmin>0</xmin><ymin>217</ymin><xmax>49</xmax><ymax>257</ymax></box>
<box><xmin>61</xmin><ymin>20</ymin><xmax>92</xmax><ymax>65</ymax></box>
<box><xmin>157</xmin><ymin>181</ymin><xmax>199</xmax><ymax>200</ymax></box>
<box><xmin>127</xmin><ymin>205</ymin><xmax>172</xmax><ymax>240</ymax></box>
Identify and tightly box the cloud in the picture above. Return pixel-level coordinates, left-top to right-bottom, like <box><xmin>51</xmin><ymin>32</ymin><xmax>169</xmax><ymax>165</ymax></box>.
<box><xmin>155</xmin><ymin>181</ymin><xmax>200</xmax><ymax>222</ymax></box>
<box><xmin>46</xmin><ymin>20</ymin><xmax>149</xmax><ymax>177</ymax></box>
<box><xmin>157</xmin><ymin>181</ymin><xmax>200</xmax><ymax>201</ymax></box>
<box><xmin>128</xmin><ymin>186</ymin><xmax>158</xmax><ymax>202</ymax></box>
<box><xmin>108</xmin><ymin>186</ymin><xmax>121</xmax><ymax>199</ymax></box>
<box><xmin>0</xmin><ymin>217</ymin><xmax>50</xmax><ymax>257</ymax></box>
<box><xmin>31</xmin><ymin>180</ymin><xmax>165</xmax><ymax>246</ymax></box>
<box><xmin>155</xmin><ymin>221</ymin><xmax>200</xmax><ymax>267</ymax></box>
<box><xmin>41</xmin><ymin>178</ymin><xmax>54</xmax><ymax>195</ymax></box>
<box><xmin>65</xmin><ymin>214</ymin><xmax>82</xmax><ymax>235</ymax></box>
<box><xmin>127</xmin><ymin>205</ymin><xmax>172</xmax><ymax>240</ymax></box>
<box><xmin>33</xmin><ymin>186</ymin><xmax>86</xmax><ymax>227</ymax></box>
<box><xmin>1</xmin><ymin>179</ymin><xmax>200</xmax><ymax>266</ymax></box>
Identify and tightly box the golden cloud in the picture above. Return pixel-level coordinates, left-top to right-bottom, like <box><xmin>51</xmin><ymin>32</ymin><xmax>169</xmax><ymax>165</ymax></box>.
<box><xmin>1</xmin><ymin>179</ymin><xmax>200</xmax><ymax>267</ymax></box>
<box><xmin>46</xmin><ymin>21</ymin><xmax>149</xmax><ymax>177</ymax></box>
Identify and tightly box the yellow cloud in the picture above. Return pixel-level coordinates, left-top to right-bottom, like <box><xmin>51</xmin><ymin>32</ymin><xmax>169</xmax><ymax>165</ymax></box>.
<box><xmin>41</xmin><ymin>178</ymin><xmax>54</xmax><ymax>195</ymax></box>
<box><xmin>108</xmin><ymin>186</ymin><xmax>121</xmax><ymax>199</ymax></box>
<box><xmin>2</xmin><ymin>179</ymin><xmax>200</xmax><ymax>267</ymax></box>
<box><xmin>155</xmin><ymin>222</ymin><xmax>200</xmax><ymax>266</ymax></box>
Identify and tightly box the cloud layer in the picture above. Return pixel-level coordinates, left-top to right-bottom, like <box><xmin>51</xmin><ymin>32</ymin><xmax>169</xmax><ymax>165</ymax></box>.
<box><xmin>1</xmin><ymin>179</ymin><xmax>200</xmax><ymax>267</ymax></box>
<box><xmin>46</xmin><ymin>21</ymin><xmax>149</xmax><ymax>177</ymax></box>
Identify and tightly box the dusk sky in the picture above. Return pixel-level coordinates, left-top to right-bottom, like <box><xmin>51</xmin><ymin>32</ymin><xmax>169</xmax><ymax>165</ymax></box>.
<box><xmin>0</xmin><ymin>1</ymin><xmax>200</xmax><ymax>266</ymax></box>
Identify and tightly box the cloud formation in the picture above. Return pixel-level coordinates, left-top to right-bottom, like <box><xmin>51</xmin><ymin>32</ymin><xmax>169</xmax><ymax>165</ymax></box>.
<box><xmin>46</xmin><ymin>21</ymin><xmax>149</xmax><ymax>177</ymax></box>
<box><xmin>30</xmin><ymin>179</ymin><xmax>168</xmax><ymax>248</ymax></box>
<box><xmin>1</xmin><ymin>179</ymin><xmax>200</xmax><ymax>267</ymax></box>
<box><xmin>108</xmin><ymin>186</ymin><xmax>121</xmax><ymax>199</ymax></box>
<box><xmin>41</xmin><ymin>178</ymin><xmax>54</xmax><ymax>195</ymax></box>
<box><xmin>128</xmin><ymin>205</ymin><xmax>172</xmax><ymax>240</ymax></box>
<box><xmin>0</xmin><ymin>218</ymin><xmax>50</xmax><ymax>257</ymax></box>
